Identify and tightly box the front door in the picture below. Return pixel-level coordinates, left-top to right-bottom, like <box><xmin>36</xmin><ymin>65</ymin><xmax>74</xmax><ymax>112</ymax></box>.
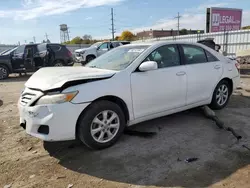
<box><xmin>131</xmin><ymin>44</ymin><xmax>187</xmax><ymax>119</ymax></box>
<box><xmin>180</xmin><ymin>44</ymin><xmax>223</xmax><ymax>105</ymax></box>
<box><xmin>11</xmin><ymin>45</ymin><xmax>25</xmax><ymax>70</ymax></box>
<box><xmin>97</xmin><ymin>42</ymin><xmax>109</xmax><ymax>57</ymax></box>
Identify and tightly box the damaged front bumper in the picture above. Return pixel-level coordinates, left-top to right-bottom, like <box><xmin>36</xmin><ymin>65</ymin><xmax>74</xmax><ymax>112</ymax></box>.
<box><xmin>18</xmin><ymin>90</ymin><xmax>90</xmax><ymax>141</ymax></box>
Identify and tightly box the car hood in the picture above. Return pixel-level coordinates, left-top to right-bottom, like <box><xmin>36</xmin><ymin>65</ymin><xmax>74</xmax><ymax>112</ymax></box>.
<box><xmin>25</xmin><ymin>67</ymin><xmax>117</xmax><ymax>91</ymax></box>
<box><xmin>75</xmin><ymin>47</ymin><xmax>96</xmax><ymax>52</ymax></box>
<box><xmin>0</xmin><ymin>54</ymin><xmax>10</xmax><ymax>60</ymax></box>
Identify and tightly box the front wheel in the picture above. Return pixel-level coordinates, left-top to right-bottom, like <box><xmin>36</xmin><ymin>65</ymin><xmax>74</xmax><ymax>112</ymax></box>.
<box><xmin>0</xmin><ymin>65</ymin><xmax>9</xmax><ymax>80</ymax></box>
<box><xmin>77</xmin><ymin>101</ymin><xmax>126</xmax><ymax>150</ymax></box>
<box><xmin>209</xmin><ymin>80</ymin><xmax>231</xmax><ymax>110</ymax></box>
<box><xmin>86</xmin><ymin>55</ymin><xmax>95</xmax><ymax>63</ymax></box>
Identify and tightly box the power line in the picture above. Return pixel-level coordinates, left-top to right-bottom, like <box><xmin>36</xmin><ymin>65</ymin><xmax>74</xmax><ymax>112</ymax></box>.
<box><xmin>174</xmin><ymin>12</ymin><xmax>181</xmax><ymax>36</ymax></box>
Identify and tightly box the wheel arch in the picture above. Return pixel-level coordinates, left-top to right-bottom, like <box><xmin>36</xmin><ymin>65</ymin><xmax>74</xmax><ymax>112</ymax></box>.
<box><xmin>218</xmin><ymin>77</ymin><xmax>233</xmax><ymax>95</ymax></box>
<box><xmin>86</xmin><ymin>54</ymin><xmax>96</xmax><ymax>59</ymax></box>
<box><xmin>53</xmin><ymin>59</ymin><xmax>65</xmax><ymax>65</ymax></box>
<box><xmin>75</xmin><ymin>95</ymin><xmax>130</xmax><ymax>137</ymax></box>
<box><xmin>0</xmin><ymin>63</ymin><xmax>12</xmax><ymax>73</ymax></box>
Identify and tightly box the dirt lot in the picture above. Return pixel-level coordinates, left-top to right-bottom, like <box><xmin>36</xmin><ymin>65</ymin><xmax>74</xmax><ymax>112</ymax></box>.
<box><xmin>0</xmin><ymin>75</ymin><xmax>250</xmax><ymax>188</ymax></box>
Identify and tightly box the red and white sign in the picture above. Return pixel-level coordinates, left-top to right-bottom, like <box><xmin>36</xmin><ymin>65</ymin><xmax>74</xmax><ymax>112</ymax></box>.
<box><xmin>210</xmin><ymin>8</ymin><xmax>242</xmax><ymax>32</ymax></box>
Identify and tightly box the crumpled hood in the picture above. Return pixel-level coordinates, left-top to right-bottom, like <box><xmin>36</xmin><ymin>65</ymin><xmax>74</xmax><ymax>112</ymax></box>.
<box><xmin>25</xmin><ymin>67</ymin><xmax>117</xmax><ymax>91</ymax></box>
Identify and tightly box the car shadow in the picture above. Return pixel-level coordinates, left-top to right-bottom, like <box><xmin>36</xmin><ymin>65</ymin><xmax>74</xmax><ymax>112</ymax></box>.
<box><xmin>1</xmin><ymin>74</ymin><xmax>31</xmax><ymax>82</ymax></box>
<box><xmin>43</xmin><ymin>95</ymin><xmax>250</xmax><ymax>187</ymax></box>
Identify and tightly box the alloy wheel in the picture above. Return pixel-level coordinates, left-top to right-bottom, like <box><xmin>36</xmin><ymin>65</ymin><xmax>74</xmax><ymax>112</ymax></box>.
<box><xmin>90</xmin><ymin>110</ymin><xmax>120</xmax><ymax>143</ymax></box>
<box><xmin>216</xmin><ymin>84</ymin><xmax>229</xmax><ymax>106</ymax></box>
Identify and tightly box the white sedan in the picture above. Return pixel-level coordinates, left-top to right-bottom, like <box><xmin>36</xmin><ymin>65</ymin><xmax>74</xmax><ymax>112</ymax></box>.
<box><xmin>18</xmin><ymin>41</ymin><xmax>240</xmax><ymax>149</ymax></box>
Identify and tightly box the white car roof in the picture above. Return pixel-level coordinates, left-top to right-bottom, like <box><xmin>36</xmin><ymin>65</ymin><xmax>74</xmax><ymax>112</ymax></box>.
<box><xmin>125</xmin><ymin>41</ymin><xmax>206</xmax><ymax>47</ymax></box>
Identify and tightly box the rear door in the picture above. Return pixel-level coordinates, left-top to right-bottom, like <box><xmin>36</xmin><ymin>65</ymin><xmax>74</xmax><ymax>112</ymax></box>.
<box><xmin>24</xmin><ymin>46</ymin><xmax>35</xmax><ymax>71</ymax></box>
<box><xmin>35</xmin><ymin>44</ymin><xmax>48</xmax><ymax>67</ymax></box>
<box><xmin>180</xmin><ymin>44</ymin><xmax>223</xmax><ymax>105</ymax></box>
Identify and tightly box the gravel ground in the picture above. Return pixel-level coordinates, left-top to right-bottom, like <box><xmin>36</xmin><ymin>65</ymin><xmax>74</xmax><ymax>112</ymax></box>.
<box><xmin>0</xmin><ymin>75</ymin><xmax>250</xmax><ymax>188</ymax></box>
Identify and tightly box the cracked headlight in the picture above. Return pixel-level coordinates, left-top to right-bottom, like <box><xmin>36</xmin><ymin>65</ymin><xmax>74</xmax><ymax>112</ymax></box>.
<box><xmin>36</xmin><ymin>91</ymin><xmax>78</xmax><ymax>105</ymax></box>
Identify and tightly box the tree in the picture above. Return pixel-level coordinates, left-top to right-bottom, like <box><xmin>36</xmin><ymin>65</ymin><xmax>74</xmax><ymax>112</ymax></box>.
<box><xmin>180</xmin><ymin>28</ymin><xmax>188</xmax><ymax>35</ymax></box>
<box><xmin>119</xmin><ymin>30</ymin><xmax>136</xmax><ymax>41</ymax></box>
<box><xmin>82</xmin><ymin>34</ymin><xmax>92</xmax><ymax>40</ymax></box>
<box><xmin>70</xmin><ymin>36</ymin><xmax>83</xmax><ymax>44</ymax></box>
<box><xmin>115</xmin><ymin>36</ymin><xmax>120</xmax><ymax>40</ymax></box>
<box><xmin>242</xmin><ymin>26</ymin><xmax>250</xmax><ymax>30</ymax></box>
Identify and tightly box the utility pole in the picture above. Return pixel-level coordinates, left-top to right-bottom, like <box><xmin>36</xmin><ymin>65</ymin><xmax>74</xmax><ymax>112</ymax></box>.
<box><xmin>111</xmin><ymin>8</ymin><xmax>115</xmax><ymax>40</ymax></box>
<box><xmin>175</xmin><ymin>12</ymin><xmax>181</xmax><ymax>36</ymax></box>
<box><xmin>33</xmin><ymin>36</ymin><xmax>36</xmax><ymax>43</ymax></box>
<box><xmin>45</xmin><ymin>33</ymin><xmax>49</xmax><ymax>40</ymax></box>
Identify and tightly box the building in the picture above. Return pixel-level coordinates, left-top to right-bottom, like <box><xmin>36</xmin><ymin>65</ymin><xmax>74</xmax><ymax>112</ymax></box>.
<box><xmin>136</xmin><ymin>29</ymin><xmax>204</xmax><ymax>39</ymax></box>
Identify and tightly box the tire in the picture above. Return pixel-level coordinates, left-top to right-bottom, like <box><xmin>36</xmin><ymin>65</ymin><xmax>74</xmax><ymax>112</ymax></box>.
<box><xmin>86</xmin><ymin>55</ymin><xmax>95</xmax><ymax>63</ymax></box>
<box><xmin>53</xmin><ymin>60</ymin><xmax>64</xmax><ymax>67</ymax></box>
<box><xmin>0</xmin><ymin>64</ymin><xmax>9</xmax><ymax>80</ymax></box>
<box><xmin>77</xmin><ymin>101</ymin><xmax>126</xmax><ymax>150</ymax></box>
<box><xmin>209</xmin><ymin>80</ymin><xmax>231</xmax><ymax>110</ymax></box>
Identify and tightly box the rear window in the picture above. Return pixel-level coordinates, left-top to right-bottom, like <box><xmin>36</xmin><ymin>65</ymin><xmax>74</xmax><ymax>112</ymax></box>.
<box><xmin>37</xmin><ymin>44</ymin><xmax>47</xmax><ymax>52</ymax></box>
<box><xmin>49</xmin><ymin>45</ymin><xmax>61</xmax><ymax>51</ymax></box>
<box><xmin>205</xmin><ymin>50</ymin><xmax>219</xmax><ymax>62</ymax></box>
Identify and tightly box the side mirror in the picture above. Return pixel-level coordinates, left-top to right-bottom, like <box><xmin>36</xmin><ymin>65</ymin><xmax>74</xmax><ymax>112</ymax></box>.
<box><xmin>139</xmin><ymin>61</ymin><xmax>158</xmax><ymax>72</ymax></box>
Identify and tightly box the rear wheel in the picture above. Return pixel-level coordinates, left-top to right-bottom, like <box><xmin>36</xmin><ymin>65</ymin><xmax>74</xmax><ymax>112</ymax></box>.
<box><xmin>209</xmin><ymin>80</ymin><xmax>231</xmax><ymax>110</ymax></box>
<box><xmin>54</xmin><ymin>60</ymin><xmax>64</xmax><ymax>67</ymax></box>
<box><xmin>77</xmin><ymin>101</ymin><xmax>126</xmax><ymax>150</ymax></box>
<box><xmin>0</xmin><ymin>65</ymin><xmax>9</xmax><ymax>80</ymax></box>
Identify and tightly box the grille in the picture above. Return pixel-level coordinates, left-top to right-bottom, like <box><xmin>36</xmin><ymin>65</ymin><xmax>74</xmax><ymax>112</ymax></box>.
<box><xmin>20</xmin><ymin>93</ymin><xmax>36</xmax><ymax>106</ymax></box>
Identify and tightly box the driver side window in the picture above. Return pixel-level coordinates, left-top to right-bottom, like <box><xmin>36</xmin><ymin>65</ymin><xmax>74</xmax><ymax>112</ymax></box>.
<box><xmin>98</xmin><ymin>43</ymin><xmax>108</xmax><ymax>50</ymax></box>
<box><xmin>145</xmin><ymin>45</ymin><xmax>180</xmax><ymax>68</ymax></box>
<box><xmin>14</xmin><ymin>45</ymin><xmax>25</xmax><ymax>54</ymax></box>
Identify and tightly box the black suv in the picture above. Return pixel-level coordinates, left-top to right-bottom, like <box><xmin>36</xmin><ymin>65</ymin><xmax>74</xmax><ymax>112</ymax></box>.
<box><xmin>0</xmin><ymin>43</ymin><xmax>73</xmax><ymax>80</ymax></box>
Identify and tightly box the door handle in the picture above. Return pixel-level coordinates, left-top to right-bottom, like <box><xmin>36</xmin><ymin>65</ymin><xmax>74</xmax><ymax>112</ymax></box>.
<box><xmin>214</xmin><ymin>65</ymin><xmax>221</xmax><ymax>69</ymax></box>
<box><xmin>176</xmin><ymin>71</ymin><xmax>186</xmax><ymax>76</ymax></box>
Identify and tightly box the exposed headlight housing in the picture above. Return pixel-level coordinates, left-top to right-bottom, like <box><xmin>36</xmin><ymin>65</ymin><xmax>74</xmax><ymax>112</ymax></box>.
<box><xmin>80</xmin><ymin>51</ymin><xmax>85</xmax><ymax>55</ymax></box>
<box><xmin>36</xmin><ymin>91</ymin><xmax>78</xmax><ymax>105</ymax></box>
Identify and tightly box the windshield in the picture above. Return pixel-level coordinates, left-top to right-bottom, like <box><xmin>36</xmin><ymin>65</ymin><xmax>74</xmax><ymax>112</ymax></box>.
<box><xmin>1</xmin><ymin>47</ymin><xmax>18</xmax><ymax>55</ymax></box>
<box><xmin>85</xmin><ymin>45</ymin><xmax>149</xmax><ymax>71</ymax></box>
<box><xmin>90</xmin><ymin>42</ymin><xmax>102</xmax><ymax>48</ymax></box>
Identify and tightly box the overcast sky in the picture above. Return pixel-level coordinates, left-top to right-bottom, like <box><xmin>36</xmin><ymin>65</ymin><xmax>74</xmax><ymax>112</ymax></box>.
<box><xmin>0</xmin><ymin>0</ymin><xmax>250</xmax><ymax>44</ymax></box>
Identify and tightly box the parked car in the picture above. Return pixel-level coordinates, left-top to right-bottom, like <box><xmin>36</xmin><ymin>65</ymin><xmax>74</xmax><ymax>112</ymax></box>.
<box><xmin>74</xmin><ymin>41</ymin><xmax>130</xmax><ymax>65</ymax></box>
<box><xmin>18</xmin><ymin>41</ymin><xmax>240</xmax><ymax>150</ymax></box>
<box><xmin>0</xmin><ymin>43</ymin><xmax>73</xmax><ymax>80</ymax></box>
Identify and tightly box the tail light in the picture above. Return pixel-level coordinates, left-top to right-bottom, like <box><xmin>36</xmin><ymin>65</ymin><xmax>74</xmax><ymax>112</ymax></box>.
<box><xmin>235</xmin><ymin>61</ymin><xmax>240</xmax><ymax>73</ymax></box>
<box><xmin>67</xmin><ymin>50</ymin><xmax>72</xmax><ymax>57</ymax></box>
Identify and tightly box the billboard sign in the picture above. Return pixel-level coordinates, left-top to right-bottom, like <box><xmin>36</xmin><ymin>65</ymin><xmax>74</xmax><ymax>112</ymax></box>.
<box><xmin>209</xmin><ymin>7</ymin><xmax>242</xmax><ymax>32</ymax></box>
